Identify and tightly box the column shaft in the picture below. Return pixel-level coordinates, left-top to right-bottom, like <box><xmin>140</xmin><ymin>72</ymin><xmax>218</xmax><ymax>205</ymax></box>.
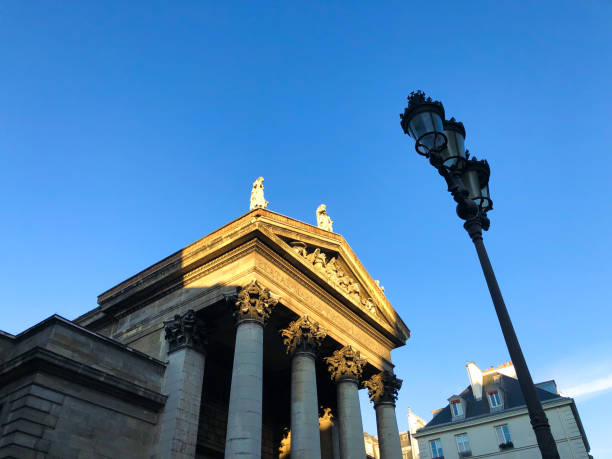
<box><xmin>157</xmin><ymin>347</ymin><xmax>206</xmax><ymax>459</ymax></box>
<box><xmin>331</xmin><ymin>421</ymin><xmax>341</xmax><ymax>459</ymax></box>
<box><xmin>225</xmin><ymin>321</ymin><xmax>264</xmax><ymax>458</ymax></box>
<box><xmin>336</xmin><ymin>379</ymin><xmax>367</xmax><ymax>459</ymax></box>
<box><xmin>375</xmin><ymin>403</ymin><xmax>402</xmax><ymax>459</ymax></box>
<box><xmin>290</xmin><ymin>352</ymin><xmax>322</xmax><ymax>459</ymax></box>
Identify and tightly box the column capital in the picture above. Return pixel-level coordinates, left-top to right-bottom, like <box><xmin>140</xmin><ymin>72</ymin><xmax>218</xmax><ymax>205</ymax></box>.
<box><xmin>281</xmin><ymin>315</ymin><xmax>327</xmax><ymax>357</ymax></box>
<box><xmin>164</xmin><ymin>309</ymin><xmax>207</xmax><ymax>354</ymax></box>
<box><xmin>364</xmin><ymin>371</ymin><xmax>402</xmax><ymax>406</ymax></box>
<box><xmin>234</xmin><ymin>280</ymin><xmax>278</xmax><ymax>325</ymax></box>
<box><xmin>325</xmin><ymin>345</ymin><xmax>366</xmax><ymax>382</ymax></box>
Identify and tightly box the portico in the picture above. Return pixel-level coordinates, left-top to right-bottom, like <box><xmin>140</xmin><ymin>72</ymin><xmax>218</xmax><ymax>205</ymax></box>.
<box><xmin>73</xmin><ymin>208</ymin><xmax>410</xmax><ymax>458</ymax></box>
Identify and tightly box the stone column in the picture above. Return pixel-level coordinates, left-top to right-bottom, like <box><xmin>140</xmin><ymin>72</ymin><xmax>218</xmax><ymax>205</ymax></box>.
<box><xmin>157</xmin><ymin>310</ymin><xmax>207</xmax><ymax>459</ymax></box>
<box><xmin>364</xmin><ymin>371</ymin><xmax>403</xmax><ymax>459</ymax></box>
<box><xmin>325</xmin><ymin>346</ymin><xmax>367</xmax><ymax>459</ymax></box>
<box><xmin>281</xmin><ymin>315</ymin><xmax>327</xmax><ymax>459</ymax></box>
<box><xmin>224</xmin><ymin>280</ymin><xmax>278</xmax><ymax>458</ymax></box>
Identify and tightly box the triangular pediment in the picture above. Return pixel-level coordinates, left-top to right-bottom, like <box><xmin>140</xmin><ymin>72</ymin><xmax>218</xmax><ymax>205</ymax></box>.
<box><xmin>83</xmin><ymin>209</ymin><xmax>409</xmax><ymax>345</ymax></box>
<box><xmin>251</xmin><ymin>214</ymin><xmax>408</xmax><ymax>340</ymax></box>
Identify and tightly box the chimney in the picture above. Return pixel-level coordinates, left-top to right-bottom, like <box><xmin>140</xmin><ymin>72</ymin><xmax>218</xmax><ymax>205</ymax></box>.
<box><xmin>466</xmin><ymin>362</ymin><xmax>483</xmax><ymax>400</ymax></box>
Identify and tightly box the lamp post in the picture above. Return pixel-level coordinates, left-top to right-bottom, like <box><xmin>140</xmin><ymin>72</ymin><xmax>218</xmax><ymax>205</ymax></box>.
<box><xmin>400</xmin><ymin>91</ymin><xmax>560</xmax><ymax>459</ymax></box>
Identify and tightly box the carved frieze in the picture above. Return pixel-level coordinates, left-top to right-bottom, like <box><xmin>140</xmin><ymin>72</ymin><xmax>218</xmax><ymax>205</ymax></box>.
<box><xmin>325</xmin><ymin>345</ymin><xmax>367</xmax><ymax>382</ymax></box>
<box><xmin>289</xmin><ymin>241</ymin><xmax>307</xmax><ymax>257</ymax></box>
<box><xmin>364</xmin><ymin>371</ymin><xmax>403</xmax><ymax>405</ymax></box>
<box><xmin>291</xmin><ymin>241</ymin><xmax>382</xmax><ymax>317</ymax></box>
<box><xmin>164</xmin><ymin>309</ymin><xmax>207</xmax><ymax>353</ymax></box>
<box><xmin>281</xmin><ymin>315</ymin><xmax>327</xmax><ymax>356</ymax></box>
<box><xmin>234</xmin><ymin>279</ymin><xmax>278</xmax><ymax>325</ymax></box>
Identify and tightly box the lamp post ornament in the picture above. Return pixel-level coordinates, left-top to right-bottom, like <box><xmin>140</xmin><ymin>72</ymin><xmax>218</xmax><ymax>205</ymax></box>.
<box><xmin>400</xmin><ymin>90</ymin><xmax>560</xmax><ymax>459</ymax></box>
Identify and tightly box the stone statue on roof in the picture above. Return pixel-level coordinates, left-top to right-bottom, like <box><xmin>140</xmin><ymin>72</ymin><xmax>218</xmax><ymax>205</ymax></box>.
<box><xmin>250</xmin><ymin>176</ymin><xmax>269</xmax><ymax>210</ymax></box>
<box><xmin>316</xmin><ymin>204</ymin><xmax>333</xmax><ymax>232</ymax></box>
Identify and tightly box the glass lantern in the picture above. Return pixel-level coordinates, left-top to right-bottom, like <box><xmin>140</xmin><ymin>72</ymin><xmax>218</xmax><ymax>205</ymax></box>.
<box><xmin>441</xmin><ymin>118</ymin><xmax>467</xmax><ymax>171</ymax></box>
<box><xmin>400</xmin><ymin>91</ymin><xmax>446</xmax><ymax>156</ymax></box>
<box><xmin>462</xmin><ymin>158</ymin><xmax>493</xmax><ymax>214</ymax></box>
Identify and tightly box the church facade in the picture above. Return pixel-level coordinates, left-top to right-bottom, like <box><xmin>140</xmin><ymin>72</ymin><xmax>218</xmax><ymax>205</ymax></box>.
<box><xmin>0</xmin><ymin>208</ymin><xmax>410</xmax><ymax>458</ymax></box>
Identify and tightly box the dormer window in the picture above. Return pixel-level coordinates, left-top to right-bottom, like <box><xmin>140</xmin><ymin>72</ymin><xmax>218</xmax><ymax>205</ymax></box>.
<box><xmin>451</xmin><ymin>399</ymin><xmax>464</xmax><ymax>417</ymax></box>
<box><xmin>448</xmin><ymin>396</ymin><xmax>465</xmax><ymax>421</ymax></box>
<box><xmin>488</xmin><ymin>390</ymin><xmax>502</xmax><ymax>411</ymax></box>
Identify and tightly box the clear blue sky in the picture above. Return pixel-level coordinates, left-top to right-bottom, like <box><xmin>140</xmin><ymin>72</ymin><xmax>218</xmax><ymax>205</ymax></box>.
<box><xmin>1</xmin><ymin>2</ymin><xmax>611</xmax><ymax>456</ymax></box>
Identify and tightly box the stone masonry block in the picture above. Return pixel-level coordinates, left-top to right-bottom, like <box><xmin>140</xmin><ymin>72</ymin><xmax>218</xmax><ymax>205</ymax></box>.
<box><xmin>2</xmin><ymin>418</ymin><xmax>45</xmax><ymax>437</ymax></box>
<box><xmin>0</xmin><ymin>431</ymin><xmax>39</xmax><ymax>449</ymax></box>
<box><xmin>6</xmin><ymin>386</ymin><xmax>32</xmax><ymax>403</ymax></box>
<box><xmin>0</xmin><ymin>444</ymin><xmax>40</xmax><ymax>459</ymax></box>
<box><xmin>11</xmin><ymin>396</ymin><xmax>54</xmax><ymax>414</ymax></box>
<box><xmin>6</xmin><ymin>406</ymin><xmax>58</xmax><ymax>428</ymax></box>
<box><xmin>29</xmin><ymin>385</ymin><xmax>65</xmax><ymax>405</ymax></box>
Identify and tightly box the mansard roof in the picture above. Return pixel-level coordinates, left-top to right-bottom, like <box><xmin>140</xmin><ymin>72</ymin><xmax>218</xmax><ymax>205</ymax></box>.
<box><xmin>75</xmin><ymin>209</ymin><xmax>410</xmax><ymax>347</ymax></box>
<box><xmin>419</xmin><ymin>374</ymin><xmax>564</xmax><ymax>431</ymax></box>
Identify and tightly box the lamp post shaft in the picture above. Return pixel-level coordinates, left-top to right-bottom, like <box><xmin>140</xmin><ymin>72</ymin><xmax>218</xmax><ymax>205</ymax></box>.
<box><xmin>464</xmin><ymin>219</ymin><xmax>559</xmax><ymax>459</ymax></box>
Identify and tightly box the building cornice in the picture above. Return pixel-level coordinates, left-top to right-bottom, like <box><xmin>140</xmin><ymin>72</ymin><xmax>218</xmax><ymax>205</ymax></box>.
<box><xmin>94</xmin><ymin>209</ymin><xmax>342</xmax><ymax>306</ymax></box>
<box><xmin>0</xmin><ymin>346</ymin><xmax>167</xmax><ymax>412</ymax></box>
<box><xmin>3</xmin><ymin>314</ymin><xmax>166</xmax><ymax>368</ymax></box>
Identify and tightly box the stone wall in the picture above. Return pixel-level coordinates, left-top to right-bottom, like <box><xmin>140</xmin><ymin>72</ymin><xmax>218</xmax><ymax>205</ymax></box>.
<box><xmin>0</xmin><ymin>316</ymin><xmax>166</xmax><ymax>458</ymax></box>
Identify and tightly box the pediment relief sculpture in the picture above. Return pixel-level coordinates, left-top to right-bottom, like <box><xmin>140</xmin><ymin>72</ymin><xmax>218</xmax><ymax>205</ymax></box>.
<box><xmin>289</xmin><ymin>240</ymin><xmax>381</xmax><ymax>318</ymax></box>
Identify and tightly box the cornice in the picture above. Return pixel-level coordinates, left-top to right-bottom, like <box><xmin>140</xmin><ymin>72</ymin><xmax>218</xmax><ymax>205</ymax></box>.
<box><xmin>0</xmin><ymin>346</ymin><xmax>167</xmax><ymax>412</ymax></box>
<box><xmin>95</xmin><ymin>209</ymin><xmax>333</xmax><ymax>306</ymax></box>
<box><xmin>7</xmin><ymin>315</ymin><xmax>166</xmax><ymax>368</ymax></box>
<box><xmin>77</xmin><ymin>239</ymin><xmax>261</xmax><ymax>328</ymax></box>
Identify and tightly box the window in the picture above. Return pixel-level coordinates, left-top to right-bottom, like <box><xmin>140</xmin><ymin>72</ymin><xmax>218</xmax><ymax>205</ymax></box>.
<box><xmin>488</xmin><ymin>390</ymin><xmax>502</xmax><ymax>408</ymax></box>
<box><xmin>495</xmin><ymin>424</ymin><xmax>513</xmax><ymax>449</ymax></box>
<box><xmin>455</xmin><ymin>434</ymin><xmax>471</xmax><ymax>456</ymax></box>
<box><xmin>430</xmin><ymin>439</ymin><xmax>444</xmax><ymax>458</ymax></box>
<box><xmin>451</xmin><ymin>400</ymin><xmax>463</xmax><ymax>417</ymax></box>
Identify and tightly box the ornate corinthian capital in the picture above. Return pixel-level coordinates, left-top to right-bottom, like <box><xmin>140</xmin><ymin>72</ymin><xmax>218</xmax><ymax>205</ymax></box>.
<box><xmin>164</xmin><ymin>309</ymin><xmax>207</xmax><ymax>354</ymax></box>
<box><xmin>325</xmin><ymin>345</ymin><xmax>367</xmax><ymax>382</ymax></box>
<box><xmin>281</xmin><ymin>315</ymin><xmax>327</xmax><ymax>356</ymax></box>
<box><xmin>364</xmin><ymin>371</ymin><xmax>403</xmax><ymax>405</ymax></box>
<box><xmin>234</xmin><ymin>280</ymin><xmax>278</xmax><ymax>325</ymax></box>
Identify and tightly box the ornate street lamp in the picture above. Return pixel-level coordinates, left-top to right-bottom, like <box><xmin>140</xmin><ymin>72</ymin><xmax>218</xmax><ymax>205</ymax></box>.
<box><xmin>400</xmin><ymin>91</ymin><xmax>560</xmax><ymax>459</ymax></box>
